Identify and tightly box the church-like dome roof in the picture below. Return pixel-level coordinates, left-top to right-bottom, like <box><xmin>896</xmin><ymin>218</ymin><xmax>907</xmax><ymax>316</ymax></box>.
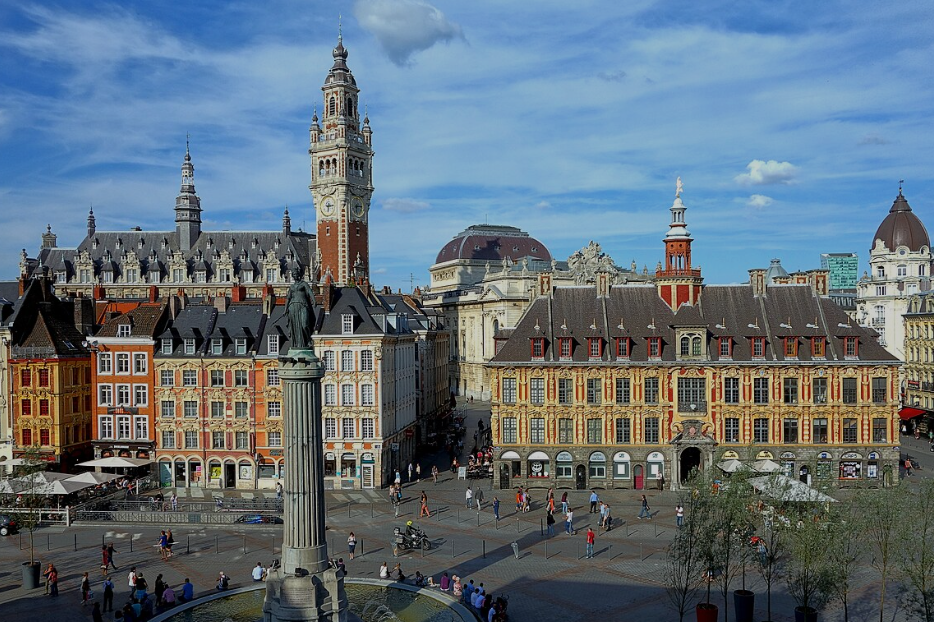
<box><xmin>765</xmin><ymin>258</ymin><xmax>789</xmax><ymax>281</ymax></box>
<box><xmin>873</xmin><ymin>191</ymin><xmax>929</xmax><ymax>252</ymax></box>
<box><xmin>434</xmin><ymin>224</ymin><xmax>551</xmax><ymax>264</ymax></box>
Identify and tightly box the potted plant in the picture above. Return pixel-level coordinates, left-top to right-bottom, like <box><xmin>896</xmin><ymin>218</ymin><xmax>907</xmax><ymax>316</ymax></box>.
<box><xmin>10</xmin><ymin>448</ymin><xmax>47</xmax><ymax>589</ymax></box>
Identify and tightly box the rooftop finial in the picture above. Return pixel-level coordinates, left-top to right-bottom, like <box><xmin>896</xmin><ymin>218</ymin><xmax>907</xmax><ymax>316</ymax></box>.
<box><xmin>185</xmin><ymin>132</ymin><xmax>191</xmax><ymax>161</ymax></box>
<box><xmin>338</xmin><ymin>13</ymin><xmax>342</xmax><ymax>43</ymax></box>
<box><xmin>676</xmin><ymin>176</ymin><xmax>683</xmax><ymax>199</ymax></box>
<box><xmin>899</xmin><ymin>179</ymin><xmax>904</xmax><ymax>195</ymax></box>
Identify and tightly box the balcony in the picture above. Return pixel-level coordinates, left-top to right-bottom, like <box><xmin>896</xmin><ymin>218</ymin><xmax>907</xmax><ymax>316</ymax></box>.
<box><xmin>678</xmin><ymin>400</ymin><xmax>707</xmax><ymax>414</ymax></box>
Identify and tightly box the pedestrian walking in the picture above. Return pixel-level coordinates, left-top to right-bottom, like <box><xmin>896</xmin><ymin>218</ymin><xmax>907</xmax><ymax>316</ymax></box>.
<box><xmin>101</xmin><ymin>544</ymin><xmax>110</xmax><ymax>576</ymax></box>
<box><xmin>586</xmin><ymin>527</ymin><xmax>595</xmax><ymax>559</ymax></box>
<box><xmin>419</xmin><ymin>491</ymin><xmax>431</xmax><ymax>518</ymax></box>
<box><xmin>589</xmin><ymin>490</ymin><xmax>599</xmax><ymax>513</ymax></box>
<box><xmin>415</xmin><ymin>463</ymin><xmax>422</xmax><ymax>482</ymax></box>
<box><xmin>548</xmin><ymin>493</ymin><xmax>555</xmax><ymax>515</ymax></box>
<box><xmin>347</xmin><ymin>532</ymin><xmax>357</xmax><ymax>559</ymax></box>
<box><xmin>159</xmin><ymin>530</ymin><xmax>169</xmax><ymax>560</ymax></box>
<box><xmin>603</xmin><ymin>503</ymin><xmax>612</xmax><ymax>531</ymax></box>
<box><xmin>905</xmin><ymin>458</ymin><xmax>913</xmax><ymax>476</ymax></box>
<box><xmin>107</xmin><ymin>542</ymin><xmax>118</xmax><ymax>570</ymax></box>
<box><xmin>394</xmin><ymin>470</ymin><xmax>401</xmax><ymax>486</ymax></box>
<box><xmin>676</xmin><ymin>503</ymin><xmax>684</xmax><ymax>528</ymax></box>
<box><xmin>515</xmin><ymin>487</ymin><xmax>523</xmax><ymax>512</ymax></box>
<box><xmin>565</xmin><ymin>508</ymin><xmax>574</xmax><ymax>535</ymax></box>
<box><xmin>128</xmin><ymin>567</ymin><xmax>138</xmax><ymax>597</ymax></box>
<box><xmin>474</xmin><ymin>487</ymin><xmax>484</xmax><ymax>512</ymax></box>
<box><xmin>492</xmin><ymin>496</ymin><xmax>500</xmax><ymax>521</ymax></box>
<box><xmin>276</xmin><ymin>481</ymin><xmax>283</xmax><ymax>500</ymax></box>
<box><xmin>102</xmin><ymin>576</ymin><xmax>114</xmax><ymax>612</ymax></box>
<box><xmin>171</xmin><ymin>492</ymin><xmax>178</xmax><ymax>511</ymax></box>
<box><xmin>561</xmin><ymin>491</ymin><xmax>569</xmax><ymax>515</ymax></box>
<box><xmin>48</xmin><ymin>565</ymin><xmax>59</xmax><ymax>597</ymax></box>
<box><xmin>407</xmin><ymin>462</ymin><xmax>414</xmax><ymax>483</ymax></box>
<box><xmin>81</xmin><ymin>572</ymin><xmax>91</xmax><ymax>606</ymax></box>
<box><xmin>44</xmin><ymin>562</ymin><xmax>55</xmax><ymax>594</ymax></box>
<box><xmin>465</xmin><ymin>486</ymin><xmax>473</xmax><ymax>509</ymax></box>
<box><xmin>638</xmin><ymin>494</ymin><xmax>651</xmax><ymax>520</ymax></box>
<box><xmin>431</xmin><ymin>465</ymin><xmax>439</xmax><ymax>484</ymax></box>
<box><xmin>546</xmin><ymin>510</ymin><xmax>555</xmax><ymax>537</ymax></box>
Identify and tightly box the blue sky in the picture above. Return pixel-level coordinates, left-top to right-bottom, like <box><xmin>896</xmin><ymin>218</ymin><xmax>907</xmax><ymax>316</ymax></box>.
<box><xmin>0</xmin><ymin>1</ymin><xmax>932</xmax><ymax>290</ymax></box>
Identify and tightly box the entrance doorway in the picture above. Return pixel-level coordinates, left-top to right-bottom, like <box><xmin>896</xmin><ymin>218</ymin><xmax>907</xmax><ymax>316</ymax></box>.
<box><xmin>799</xmin><ymin>465</ymin><xmax>810</xmax><ymax>485</ymax></box>
<box><xmin>575</xmin><ymin>465</ymin><xmax>586</xmax><ymax>490</ymax></box>
<box><xmin>224</xmin><ymin>463</ymin><xmax>236</xmax><ymax>488</ymax></box>
<box><xmin>680</xmin><ymin>447</ymin><xmax>701</xmax><ymax>483</ymax></box>
<box><xmin>499</xmin><ymin>464</ymin><xmax>510</xmax><ymax>489</ymax></box>
<box><xmin>634</xmin><ymin>464</ymin><xmax>644</xmax><ymax>490</ymax></box>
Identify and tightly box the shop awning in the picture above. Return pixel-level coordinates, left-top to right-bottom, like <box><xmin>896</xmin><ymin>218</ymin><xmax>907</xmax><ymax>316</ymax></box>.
<box><xmin>899</xmin><ymin>407</ymin><xmax>927</xmax><ymax>420</ymax></box>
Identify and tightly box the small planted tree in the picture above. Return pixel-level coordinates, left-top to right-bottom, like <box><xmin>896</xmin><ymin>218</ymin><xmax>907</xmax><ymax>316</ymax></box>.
<box><xmin>825</xmin><ymin>495</ymin><xmax>864</xmax><ymax>622</ymax></box>
<box><xmin>751</xmin><ymin>483</ymin><xmax>790</xmax><ymax>622</ymax></box>
<box><xmin>707</xmin><ymin>469</ymin><xmax>754</xmax><ymax>622</ymax></box>
<box><xmin>783</xmin><ymin>507</ymin><xmax>835</xmax><ymax>617</ymax></box>
<box><xmin>9</xmin><ymin>447</ymin><xmax>48</xmax><ymax>587</ymax></box>
<box><xmin>898</xmin><ymin>479</ymin><xmax>934</xmax><ymax>621</ymax></box>
<box><xmin>665</xmin><ymin>471</ymin><xmax>708</xmax><ymax>621</ymax></box>
<box><xmin>860</xmin><ymin>485</ymin><xmax>906</xmax><ymax>622</ymax></box>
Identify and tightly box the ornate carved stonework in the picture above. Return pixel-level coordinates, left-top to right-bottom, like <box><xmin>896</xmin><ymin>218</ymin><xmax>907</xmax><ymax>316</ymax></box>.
<box><xmin>567</xmin><ymin>241</ymin><xmax>621</xmax><ymax>285</ymax></box>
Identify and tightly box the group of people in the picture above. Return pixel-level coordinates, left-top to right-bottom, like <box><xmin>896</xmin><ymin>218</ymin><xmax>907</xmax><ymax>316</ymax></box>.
<box><xmin>587</xmin><ymin>490</ymin><xmax>614</xmax><ymax>530</ymax></box>
<box><xmin>157</xmin><ymin>529</ymin><xmax>175</xmax><ymax>560</ymax></box>
<box><xmin>376</xmin><ymin>564</ymin><xmax>506</xmax><ymax>622</ymax></box>
<box><xmin>114</xmin><ymin>568</ymin><xmax>194</xmax><ymax>621</ymax></box>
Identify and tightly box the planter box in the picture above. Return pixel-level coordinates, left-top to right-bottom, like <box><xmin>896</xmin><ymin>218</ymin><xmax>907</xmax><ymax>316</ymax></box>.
<box><xmin>696</xmin><ymin>603</ymin><xmax>718</xmax><ymax>622</ymax></box>
<box><xmin>734</xmin><ymin>589</ymin><xmax>755</xmax><ymax>622</ymax></box>
<box><xmin>22</xmin><ymin>562</ymin><xmax>41</xmax><ymax>590</ymax></box>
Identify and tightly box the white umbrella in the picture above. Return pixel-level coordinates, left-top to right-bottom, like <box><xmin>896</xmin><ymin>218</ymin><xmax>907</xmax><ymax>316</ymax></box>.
<box><xmin>77</xmin><ymin>457</ymin><xmax>152</xmax><ymax>468</ymax></box>
<box><xmin>66</xmin><ymin>471</ymin><xmax>121</xmax><ymax>485</ymax></box>
<box><xmin>717</xmin><ymin>459</ymin><xmax>750</xmax><ymax>473</ymax></box>
<box><xmin>753</xmin><ymin>459</ymin><xmax>782</xmax><ymax>474</ymax></box>
<box><xmin>749</xmin><ymin>475</ymin><xmax>837</xmax><ymax>503</ymax></box>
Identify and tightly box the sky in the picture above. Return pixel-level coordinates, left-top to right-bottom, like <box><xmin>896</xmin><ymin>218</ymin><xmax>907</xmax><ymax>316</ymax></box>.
<box><xmin>0</xmin><ymin>1</ymin><xmax>932</xmax><ymax>291</ymax></box>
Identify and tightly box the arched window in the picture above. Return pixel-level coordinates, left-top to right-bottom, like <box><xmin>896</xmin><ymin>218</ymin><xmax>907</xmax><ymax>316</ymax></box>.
<box><xmin>328</xmin><ymin>96</ymin><xmax>336</xmax><ymax>116</ymax></box>
<box><xmin>897</xmin><ymin>264</ymin><xmax>908</xmax><ymax>277</ymax></box>
<box><xmin>680</xmin><ymin>336</ymin><xmax>690</xmax><ymax>356</ymax></box>
<box><xmin>347</xmin><ymin>97</ymin><xmax>354</xmax><ymax>117</ymax></box>
<box><xmin>692</xmin><ymin>336</ymin><xmax>702</xmax><ymax>355</ymax></box>
<box><xmin>492</xmin><ymin>319</ymin><xmax>499</xmax><ymax>334</ymax></box>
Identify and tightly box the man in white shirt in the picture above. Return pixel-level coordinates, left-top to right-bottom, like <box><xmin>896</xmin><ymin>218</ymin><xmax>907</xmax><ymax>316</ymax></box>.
<box><xmin>251</xmin><ymin>562</ymin><xmax>265</xmax><ymax>581</ymax></box>
<box><xmin>465</xmin><ymin>486</ymin><xmax>473</xmax><ymax>509</ymax></box>
<box><xmin>128</xmin><ymin>567</ymin><xmax>137</xmax><ymax>597</ymax></box>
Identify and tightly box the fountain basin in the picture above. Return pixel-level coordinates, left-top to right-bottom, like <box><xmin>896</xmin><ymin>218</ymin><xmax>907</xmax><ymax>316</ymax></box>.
<box><xmin>151</xmin><ymin>578</ymin><xmax>477</xmax><ymax>622</ymax></box>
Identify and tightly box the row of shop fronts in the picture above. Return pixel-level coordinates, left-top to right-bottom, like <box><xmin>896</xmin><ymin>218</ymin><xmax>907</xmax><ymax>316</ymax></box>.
<box><xmin>493</xmin><ymin>445</ymin><xmax>898</xmax><ymax>490</ymax></box>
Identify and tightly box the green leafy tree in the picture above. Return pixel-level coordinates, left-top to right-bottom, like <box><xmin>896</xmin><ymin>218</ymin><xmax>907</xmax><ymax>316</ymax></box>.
<box><xmin>860</xmin><ymin>485</ymin><xmax>906</xmax><ymax>622</ymax></box>
<box><xmin>9</xmin><ymin>447</ymin><xmax>48</xmax><ymax>565</ymax></box>
<box><xmin>752</xmin><ymin>490</ymin><xmax>790</xmax><ymax>621</ymax></box>
<box><xmin>783</xmin><ymin>507</ymin><xmax>835</xmax><ymax>614</ymax></box>
<box><xmin>898</xmin><ymin>479</ymin><xmax>934</xmax><ymax>621</ymax></box>
<box><xmin>825</xmin><ymin>496</ymin><xmax>864</xmax><ymax>622</ymax></box>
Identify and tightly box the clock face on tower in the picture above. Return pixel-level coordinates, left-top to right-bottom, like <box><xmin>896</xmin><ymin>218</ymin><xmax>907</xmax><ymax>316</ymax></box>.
<box><xmin>352</xmin><ymin>200</ymin><xmax>365</xmax><ymax>218</ymax></box>
<box><xmin>321</xmin><ymin>198</ymin><xmax>335</xmax><ymax>217</ymax></box>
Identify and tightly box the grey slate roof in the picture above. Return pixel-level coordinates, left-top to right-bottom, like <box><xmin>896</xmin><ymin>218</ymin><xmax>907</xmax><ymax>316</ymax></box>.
<box><xmin>492</xmin><ymin>283</ymin><xmax>895</xmax><ymax>365</ymax></box>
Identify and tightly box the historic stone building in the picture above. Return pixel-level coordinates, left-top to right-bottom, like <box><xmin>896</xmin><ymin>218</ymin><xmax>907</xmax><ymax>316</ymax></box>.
<box><xmin>20</xmin><ymin>35</ymin><xmax>376</xmax><ymax>299</ymax></box>
<box><xmin>855</xmin><ymin>188</ymin><xmax>933</xmax><ymax>359</ymax></box>
<box><xmin>903</xmin><ymin>291</ymin><xmax>934</xmax><ymax>422</ymax></box>
<box><xmin>488</xmin><ymin>185</ymin><xmax>901</xmax><ymax>491</ymax></box>
<box><xmin>423</xmin><ymin>224</ymin><xmax>649</xmax><ymax>399</ymax></box>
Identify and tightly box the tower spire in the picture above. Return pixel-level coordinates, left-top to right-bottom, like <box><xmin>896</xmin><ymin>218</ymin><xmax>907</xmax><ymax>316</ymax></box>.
<box><xmin>87</xmin><ymin>204</ymin><xmax>96</xmax><ymax>238</ymax></box>
<box><xmin>175</xmin><ymin>139</ymin><xmax>202</xmax><ymax>251</ymax></box>
<box><xmin>656</xmin><ymin>178</ymin><xmax>702</xmax><ymax>310</ymax></box>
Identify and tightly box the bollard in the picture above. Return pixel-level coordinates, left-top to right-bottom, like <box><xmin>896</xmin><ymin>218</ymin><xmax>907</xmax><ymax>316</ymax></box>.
<box><xmin>130</xmin><ymin>537</ymin><xmax>133</xmax><ymax>553</ymax></box>
<box><xmin>477</xmin><ymin>512</ymin><xmax>480</xmax><ymax>527</ymax></box>
<box><xmin>47</xmin><ymin>534</ymin><xmax>50</xmax><ymax>551</ymax></box>
<box><xmin>371</xmin><ymin>503</ymin><xmax>374</xmax><ymax>519</ymax></box>
<box><xmin>482</xmin><ymin>540</ymin><xmax>486</xmax><ymax>559</ymax></box>
<box><xmin>243</xmin><ymin>535</ymin><xmax>246</xmax><ymax>554</ymax></box>
<box><xmin>348</xmin><ymin>501</ymin><xmax>351</xmax><ymax>518</ymax></box>
<box><xmin>19</xmin><ymin>531</ymin><xmax>22</xmax><ymax>551</ymax></box>
<box><xmin>544</xmin><ymin>540</ymin><xmax>548</xmax><ymax>559</ymax></box>
<box><xmin>654</xmin><ymin>523</ymin><xmax>658</xmax><ymax>538</ymax></box>
<box><xmin>517</xmin><ymin>516</ymin><xmax>520</xmax><ymax>533</ymax></box>
<box><xmin>74</xmin><ymin>533</ymin><xmax>77</xmax><ymax>551</ymax></box>
<box><xmin>511</xmin><ymin>541</ymin><xmax>519</xmax><ymax>559</ymax></box>
<box><xmin>187</xmin><ymin>535</ymin><xmax>190</xmax><ymax>555</ymax></box>
<box><xmin>457</xmin><ymin>508</ymin><xmax>459</xmax><ymax>523</ymax></box>
<box><xmin>216</xmin><ymin>535</ymin><xmax>219</xmax><ymax>554</ymax></box>
<box><xmin>102</xmin><ymin>534</ymin><xmax>105</xmax><ymax>547</ymax></box>
<box><xmin>452</xmin><ymin>539</ymin><xmax>455</xmax><ymax>559</ymax></box>
<box><xmin>420</xmin><ymin>542</ymin><xmax>424</xmax><ymax>558</ymax></box>
<box><xmin>540</xmin><ymin>518</ymin><xmax>543</xmax><ymax>537</ymax></box>
<box><xmin>360</xmin><ymin>538</ymin><xmax>363</xmax><ymax>557</ymax></box>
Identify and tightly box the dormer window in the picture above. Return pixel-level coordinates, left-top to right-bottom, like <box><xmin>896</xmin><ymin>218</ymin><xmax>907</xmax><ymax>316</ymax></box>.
<box><xmin>615</xmin><ymin>337</ymin><xmax>630</xmax><ymax>359</ymax></box>
<box><xmin>117</xmin><ymin>324</ymin><xmax>131</xmax><ymax>338</ymax></box>
<box><xmin>844</xmin><ymin>336</ymin><xmax>858</xmax><ymax>358</ymax></box>
<box><xmin>161</xmin><ymin>338</ymin><xmax>173</xmax><ymax>354</ymax></box>
<box><xmin>718</xmin><ymin>337</ymin><xmax>732</xmax><ymax>358</ymax></box>
<box><xmin>184</xmin><ymin>338</ymin><xmax>195</xmax><ymax>355</ymax></box>
<box><xmin>211</xmin><ymin>338</ymin><xmax>223</xmax><ymax>355</ymax></box>
<box><xmin>235</xmin><ymin>338</ymin><xmax>247</xmax><ymax>355</ymax></box>
<box><xmin>784</xmin><ymin>337</ymin><xmax>798</xmax><ymax>358</ymax></box>
<box><xmin>342</xmin><ymin>314</ymin><xmax>354</xmax><ymax>335</ymax></box>
<box><xmin>530</xmin><ymin>338</ymin><xmax>545</xmax><ymax>360</ymax></box>
<box><xmin>648</xmin><ymin>337</ymin><xmax>661</xmax><ymax>358</ymax></box>
<box><xmin>811</xmin><ymin>337</ymin><xmax>826</xmax><ymax>358</ymax></box>
<box><xmin>558</xmin><ymin>337</ymin><xmax>572</xmax><ymax>360</ymax></box>
<box><xmin>587</xmin><ymin>337</ymin><xmax>602</xmax><ymax>360</ymax></box>
<box><xmin>268</xmin><ymin>334</ymin><xmax>280</xmax><ymax>355</ymax></box>
<box><xmin>751</xmin><ymin>337</ymin><xmax>766</xmax><ymax>359</ymax></box>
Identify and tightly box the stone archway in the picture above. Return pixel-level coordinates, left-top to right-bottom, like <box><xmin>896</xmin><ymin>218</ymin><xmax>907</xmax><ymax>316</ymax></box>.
<box><xmin>680</xmin><ymin>447</ymin><xmax>702</xmax><ymax>483</ymax></box>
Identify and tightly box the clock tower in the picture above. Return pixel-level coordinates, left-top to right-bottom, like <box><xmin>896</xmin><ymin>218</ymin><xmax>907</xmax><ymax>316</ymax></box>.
<box><xmin>310</xmin><ymin>34</ymin><xmax>374</xmax><ymax>285</ymax></box>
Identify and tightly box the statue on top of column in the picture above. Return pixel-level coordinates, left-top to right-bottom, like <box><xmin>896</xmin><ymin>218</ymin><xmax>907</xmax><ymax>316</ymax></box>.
<box><xmin>285</xmin><ymin>267</ymin><xmax>315</xmax><ymax>351</ymax></box>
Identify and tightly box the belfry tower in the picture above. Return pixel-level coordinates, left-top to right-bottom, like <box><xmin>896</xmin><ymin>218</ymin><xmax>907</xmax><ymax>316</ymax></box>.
<box><xmin>656</xmin><ymin>178</ymin><xmax>703</xmax><ymax>310</ymax></box>
<box><xmin>309</xmin><ymin>34</ymin><xmax>374</xmax><ymax>285</ymax></box>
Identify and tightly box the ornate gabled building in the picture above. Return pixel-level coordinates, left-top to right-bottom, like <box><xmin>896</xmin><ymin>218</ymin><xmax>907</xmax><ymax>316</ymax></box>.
<box><xmin>423</xmin><ymin>225</ymin><xmax>649</xmax><ymax>399</ymax></box>
<box><xmin>488</xmin><ymin>185</ymin><xmax>901</xmax><ymax>492</ymax></box>
<box><xmin>903</xmin><ymin>291</ymin><xmax>934</xmax><ymax>422</ymax></box>
<box><xmin>855</xmin><ymin>187</ymin><xmax>933</xmax><ymax>359</ymax></box>
<box><xmin>20</xmin><ymin>35</ymin><xmax>375</xmax><ymax>299</ymax></box>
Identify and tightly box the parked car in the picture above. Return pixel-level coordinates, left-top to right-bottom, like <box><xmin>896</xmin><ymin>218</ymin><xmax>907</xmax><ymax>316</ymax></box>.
<box><xmin>234</xmin><ymin>514</ymin><xmax>283</xmax><ymax>525</ymax></box>
<box><xmin>0</xmin><ymin>515</ymin><xmax>18</xmax><ymax>536</ymax></box>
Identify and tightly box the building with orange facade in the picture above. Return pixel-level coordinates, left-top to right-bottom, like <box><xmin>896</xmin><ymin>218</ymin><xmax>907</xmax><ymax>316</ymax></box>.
<box><xmin>86</xmin><ymin>302</ymin><xmax>167</xmax><ymax>463</ymax></box>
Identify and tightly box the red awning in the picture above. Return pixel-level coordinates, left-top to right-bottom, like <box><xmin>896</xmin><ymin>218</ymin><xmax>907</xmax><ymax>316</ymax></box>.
<box><xmin>899</xmin><ymin>407</ymin><xmax>927</xmax><ymax>420</ymax></box>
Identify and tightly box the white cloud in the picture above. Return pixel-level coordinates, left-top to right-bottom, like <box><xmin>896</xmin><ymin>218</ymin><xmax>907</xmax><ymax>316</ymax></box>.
<box><xmin>534</xmin><ymin>200</ymin><xmax>551</xmax><ymax>209</ymax></box>
<box><xmin>354</xmin><ymin>0</ymin><xmax>464</xmax><ymax>65</ymax></box>
<box><xmin>382</xmin><ymin>198</ymin><xmax>430</xmax><ymax>213</ymax></box>
<box><xmin>734</xmin><ymin>160</ymin><xmax>798</xmax><ymax>186</ymax></box>
<box><xmin>746</xmin><ymin>194</ymin><xmax>774</xmax><ymax>209</ymax></box>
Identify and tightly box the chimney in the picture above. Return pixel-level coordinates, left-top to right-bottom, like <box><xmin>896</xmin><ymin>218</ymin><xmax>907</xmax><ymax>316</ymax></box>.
<box><xmin>73</xmin><ymin>296</ymin><xmax>95</xmax><ymax>335</ymax></box>
<box><xmin>807</xmin><ymin>269</ymin><xmax>830</xmax><ymax>296</ymax></box>
<box><xmin>322</xmin><ymin>281</ymin><xmax>334</xmax><ymax>315</ymax></box>
<box><xmin>263</xmin><ymin>292</ymin><xmax>275</xmax><ymax>316</ymax></box>
<box><xmin>93</xmin><ymin>284</ymin><xmax>104</xmax><ymax>301</ymax></box>
<box><xmin>148</xmin><ymin>285</ymin><xmax>159</xmax><ymax>303</ymax></box>
<box><xmin>214</xmin><ymin>295</ymin><xmax>229</xmax><ymax>314</ymax></box>
<box><xmin>748</xmin><ymin>269</ymin><xmax>767</xmax><ymax>296</ymax></box>
<box><xmin>232</xmin><ymin>284</ymin><xmax>246</xmax><ymax>302</ymax></box>
<box><xmin>168</xmin><ymin>295</ymin><xmax>178</xmax><ymax>320</ymax></box>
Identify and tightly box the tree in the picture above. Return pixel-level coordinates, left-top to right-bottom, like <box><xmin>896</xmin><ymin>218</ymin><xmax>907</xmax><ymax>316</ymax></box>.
<box><xmin>665</xmin><ymin>473</ymin><xmax>707</xmax><ymax>621</ymax></box>
<box><xmin>898</xmin><ymin>479</ymin><xmax>934</xmax><ymax>621</ymax></box>
<box><xmin>752</xmin><ymin>493</ymin><xmax>789</xmax><ymax>621</ymax></box>
<box><xmin>860</xmin><ymin>485</ymin><xmax>906</xmax><ymax>622</ymax></box>
<box><xmin>9</xmin><ymin>447</ymin><xmax>49</xmax><ymax>566</ymax></box>
<box><xmin>783</xmin><ymin>506</ymin><xmax>835</xmax><ymax>615</ymax></box>
<box><xmin>825</xmin><ymin>496</ymin><xmax>864</xmax><ymax>622</ymax></box>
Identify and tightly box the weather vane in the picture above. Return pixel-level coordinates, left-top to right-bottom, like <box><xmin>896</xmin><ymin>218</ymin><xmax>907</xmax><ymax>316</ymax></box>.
<box><xmin>676</xmin><ymin>177</ymin><xmax>683</xmax><ymax>199</ymax></box>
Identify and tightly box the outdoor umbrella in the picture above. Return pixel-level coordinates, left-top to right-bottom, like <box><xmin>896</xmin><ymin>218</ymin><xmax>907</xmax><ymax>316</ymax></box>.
<box><xmin>752</xmin><ymin>458</ymin><xmax>782</xmax><ymax>473</ymax></box>
<box><xmin>717</xmin><ymin>459</ymin><xmax>750</xmax><ymax>473</ymax></box>
<box><xmin>77</xmin><ymin>457</ymin><xmax>152</xmax><ymax>468</ymax></box>
<box><xmin>66</xmin><ymin>471</ymin><xmax>121</xmax><ymax>485</ymax></box>
<box><xmin>749</xmin><ymin>474</ymin><xmax>837</xmax><ymax>503</ymax></box>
